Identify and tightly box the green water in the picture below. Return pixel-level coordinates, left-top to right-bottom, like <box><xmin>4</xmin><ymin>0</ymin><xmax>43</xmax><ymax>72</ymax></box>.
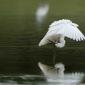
<box><xmin>0</xmin><ymin>0</ymin><xmax>85</xmax><ymax>74</ymax></box>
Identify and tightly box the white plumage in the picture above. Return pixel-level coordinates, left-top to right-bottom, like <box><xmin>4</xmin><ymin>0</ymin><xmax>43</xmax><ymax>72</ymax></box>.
<box><xmin>39</xmin><ymin>19</ymin><xmax>85</xmax><ymax>48</ymax></box>
<box><xmin>38</xmin><ymin>62</ymin><xmax>84</xmax><ymax>84</ymax></box>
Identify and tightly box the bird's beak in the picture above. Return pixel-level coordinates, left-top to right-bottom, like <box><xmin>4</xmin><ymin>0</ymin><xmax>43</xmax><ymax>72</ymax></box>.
<box><xmin>47</xmin><ymin>39</ymin><xmax>56</xmax><ymax>44</ymax></box>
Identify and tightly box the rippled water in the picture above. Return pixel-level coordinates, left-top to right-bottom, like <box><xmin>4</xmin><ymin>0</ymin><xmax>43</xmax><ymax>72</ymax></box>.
<box><xmin>0</xmin><ymin>0</ymin><xmax>85</xmax><ymax>85</ymax></box>
<box><xmin>0</xmin><ymin>74</ymin><xmax>84</xmax><ymax>85</ymax></box>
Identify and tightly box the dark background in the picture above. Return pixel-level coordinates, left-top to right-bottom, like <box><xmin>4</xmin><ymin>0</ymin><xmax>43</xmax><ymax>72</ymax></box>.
<box><xmin>0</xmin><ymin>0</ymin><xmax>85</xmax><ymax>74</ymax></box>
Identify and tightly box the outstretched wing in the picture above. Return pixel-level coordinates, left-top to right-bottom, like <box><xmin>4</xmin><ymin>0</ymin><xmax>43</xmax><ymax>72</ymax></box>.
<box><xmin>47</xmin><ymin>19</ymin><xmax>85</xmax><ymax>41</ymax></box>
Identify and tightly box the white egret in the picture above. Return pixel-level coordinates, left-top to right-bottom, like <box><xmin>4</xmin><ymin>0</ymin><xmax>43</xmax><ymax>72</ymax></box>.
<box><xmin>36</xmin><ymin>4</ymin><xmax>49</xmax><ymax>27</ymax></box>
<box><xmin>38</xmin><ymin>62</ymin><xmax>84</xmax><ymax>84</ymax></box>
<box><xmin>39</xmin><ymin>19</ymin><xmax>85</xmax><ymax>48</ymax></box>
<box><xmin>38</xmin><ymin>62</ymin><xmax>65</xmax><ymax>77</ymax></box>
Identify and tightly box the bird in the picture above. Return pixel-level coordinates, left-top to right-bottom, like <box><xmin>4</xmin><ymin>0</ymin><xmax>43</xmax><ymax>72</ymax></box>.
<box><xmin>38</xmin><ymin>62</ymin><xmax>65</xmax><ymax>78</ymax></box>
<box><xmin>35</xmin><ymin>4</ymin><xmax>49</xmax><ymax>27</ymax></box>
<box><xmin>38</xmin><ymin>62</ymin><xmax>84</xmax><ymax>84</ymax></box>
<box><xmin>39</xmin><ymin>19</ymin><xmax>85</xmax><ymax>48</ymax></box>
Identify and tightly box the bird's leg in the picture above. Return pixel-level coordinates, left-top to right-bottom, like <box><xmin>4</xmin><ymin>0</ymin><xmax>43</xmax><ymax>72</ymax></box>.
<box><xmin>47</xmin><ymin>39</ymin><xmax>56</xmax><ymax>65</ymax></box>
<box><xmin>53</xmin><ymin>44</ymin><xmax>56</xmax><ymax>65</ymax></box>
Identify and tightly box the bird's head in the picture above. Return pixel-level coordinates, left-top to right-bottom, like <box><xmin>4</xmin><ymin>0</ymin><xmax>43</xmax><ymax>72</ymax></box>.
<box><xmin>55</xmin><ymin>63</ymin><xmax>65</xmax><ymax>74</ymax></box>
<box><xmin>55</xmin><ymin>42</ymin><xmax>65</xmax><ymax>48</ymax></box>
<box><xmin>55</xmin><ymin>37</ymin><xmax>65</xmax><ymax>48</ymax></box>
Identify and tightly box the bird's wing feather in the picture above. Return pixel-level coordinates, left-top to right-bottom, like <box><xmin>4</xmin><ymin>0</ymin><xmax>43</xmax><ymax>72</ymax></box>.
<box><xmin>47</xmin><ymin>19</ymin><xmax>85</xmax><ymax>41</ymax></box>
